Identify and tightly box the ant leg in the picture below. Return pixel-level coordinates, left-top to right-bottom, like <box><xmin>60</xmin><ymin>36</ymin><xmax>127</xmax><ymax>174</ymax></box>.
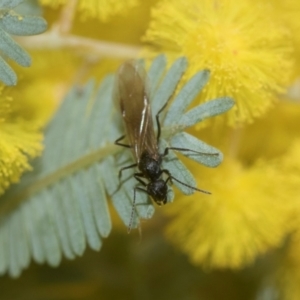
<box><xmin>165</xmin><ymin>176</ymin><xmax>172</xmax><ymax>185</ymax></box>
<box><xmin>134</xmin><ymin>173</ymin><xmax>147</xmax><ymax>186</ymax></box>
<box><xmin>115</xmin><ymin>135</ymin><xmax>135</xmax><ymax>179</ymax></box>
<box><xmin>163</xmin><ymin>147</ymin><xmax>219</xmax><ymax>157</ymax></box>
<box><xmin>161</xmin><ymin>169</ymin><xmax>173</xmax><ymax>185</ymax></box>
<box><xmin>155</xmin><ymin>93</ymin><xmax>175</xmax><ymax>143</ymax></box>
<box><xmin>118</xmin><ymin>163</ymin><xmax>138</xmax><ymax>179</ymax></box>
<box><xmin>115</xmin><ymin>135</ymin><xmax>131</xmax><ymax>148</ymax></box>
<box><xmin>128</xmin><ymin>186</ymin><xmax>147</xmax><ymax>233</ymax></box>
<box><xmin>155</xmin><ymin>104</ymin><xmax>167</xmax><ymax>143</ymax></box>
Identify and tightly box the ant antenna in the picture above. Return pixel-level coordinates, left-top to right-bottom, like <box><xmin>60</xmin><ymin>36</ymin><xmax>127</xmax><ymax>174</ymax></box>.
<box><xmin>162</xmin><ymin>170</ymin><xmax>210</xmax><ymax>194</ymax></box>
<box><xmin>170</xmin><ymin>176</ymin><xmax>211</xmax><ymax>194</ymax></box>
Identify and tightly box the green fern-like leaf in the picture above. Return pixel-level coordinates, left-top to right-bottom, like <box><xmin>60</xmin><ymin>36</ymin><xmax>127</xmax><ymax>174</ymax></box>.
<box><xmin>0</xmin><ymin>0</ymin><xmax>47</xmax><ymax>85</ymax></box>
<box><xmin>0</xmin><ymin>56</ymin><xmax>234</xmax><ymax>277</ymax></box>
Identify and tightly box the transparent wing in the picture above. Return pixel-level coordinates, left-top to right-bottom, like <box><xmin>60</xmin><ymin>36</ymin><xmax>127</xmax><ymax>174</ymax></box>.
<box><xmin>114</xmin><ymin>61</ymin><xmax>158</xmax><ymax>162</ymax></box>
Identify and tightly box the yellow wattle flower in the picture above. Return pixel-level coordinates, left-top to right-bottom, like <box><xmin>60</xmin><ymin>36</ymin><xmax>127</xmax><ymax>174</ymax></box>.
<box><xmin>0</xmin><ymin>89</ymin><xmax>42</xmax><ymax>195</ymax></box>
<box><xmin>271</xmin><ymin>0</ymin><xmax>300</xmax><ymax>79</ymax></box>
<box><xmin>143</xmin><ymin>0</ymin><xmax>294</xmax><ymax>126</ymax></box>
<box><xmin>164</xmin><ymin>154</ymin><xmax>296</xmax><ymax>269</ymax></box>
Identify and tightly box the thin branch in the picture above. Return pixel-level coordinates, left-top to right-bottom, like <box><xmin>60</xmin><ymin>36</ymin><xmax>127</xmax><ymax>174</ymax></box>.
<box><xmin>16</xmin><ymin>27</ymin><xmax>141</xmax><ymax>59</ymax></box>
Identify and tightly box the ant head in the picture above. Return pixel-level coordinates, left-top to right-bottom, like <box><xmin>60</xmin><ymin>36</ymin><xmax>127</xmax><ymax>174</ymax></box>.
<box><xmin>147</xmin><ymin>179</ymin><xmax>168</xmax><ymax>206</ymax></box>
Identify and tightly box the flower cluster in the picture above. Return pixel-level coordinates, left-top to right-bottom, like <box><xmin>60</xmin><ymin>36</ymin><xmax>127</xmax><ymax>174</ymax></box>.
<box><xmin>0</xmin><ymin>86</ymin><xmax>42</xmax><ymax>195</ymax></box>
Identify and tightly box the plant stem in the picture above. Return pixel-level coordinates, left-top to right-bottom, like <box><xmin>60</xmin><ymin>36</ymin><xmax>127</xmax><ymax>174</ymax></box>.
<box><xmin>16</xmin><ymin>28</ymin><xmax>140</xmax><ymax>59</ymax></box>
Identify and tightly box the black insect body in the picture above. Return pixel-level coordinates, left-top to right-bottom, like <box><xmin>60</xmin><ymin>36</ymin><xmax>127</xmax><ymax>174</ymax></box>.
<box><xmin>137</xmin><ymin>151</ymin><xmax>168</xmax><ymax>205</ymax></box>
<box><xmin>114</xmin><ymin>61</ymin><xmax>213</xmax><ymax>230</ymax></box>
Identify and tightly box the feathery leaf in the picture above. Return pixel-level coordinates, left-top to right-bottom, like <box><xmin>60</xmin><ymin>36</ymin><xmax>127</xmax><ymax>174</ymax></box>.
<box><xmin>0</xmin><ymin>56</ymin><xmax>234</xmax><ymax>277</ymax></box>
<box><xmin>170</xmin><ymin>132</ymin><xmax>223</xmax><ymax>168</ymax></box>
<box><xmin>0</xmin><ymin>57</ymin><xmax>17</xmax><ymax>85</ymax></box>
<box><xmin>152</xmin><ymin>56</ymin><xmax>187</xmax><ymax>117</ymax></box>
<box><xmin>0</xmin><ymin>0</ymin><xmax>47</xmax><ymax>85</ymax></box>
<box><xmin>0</xmin><ymin>14</ymin><xmax>47</xmax><ymax>36</ymax></box>
<box><xmin>0</xmin><ymin>27</ymin><xmax>31</xmax><ymax>66</ymax></box>
<box><xmin>0</xmin><ymin>0</ymin><xmax>23</xmax><ymax>10</ymax></box>
<box><xmin>164</xmin><ymin>69</ymin><xmax>210</xmax><ymax>126</ymax></box>
<box><xmin>178</xmin><ymin>97</ymin><xmax>235</xmax><ymax>129</ymax></box>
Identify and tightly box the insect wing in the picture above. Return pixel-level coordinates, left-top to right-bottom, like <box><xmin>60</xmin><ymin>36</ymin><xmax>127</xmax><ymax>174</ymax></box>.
<box><xmin>115</xmin><ymin>62</ymin><xmax>158</xmax><ymax>162</ymax></box>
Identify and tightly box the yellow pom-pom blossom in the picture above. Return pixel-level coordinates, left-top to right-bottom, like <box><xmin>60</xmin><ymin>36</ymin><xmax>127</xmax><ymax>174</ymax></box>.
<box><xmin>143</xmin><ymin>0</ymin><xmax>293</xmax><ymax>126</ymax></box>
<box><xmin>0</xmin><ymin>87</ymin><xmax>43</xmax><ymax>195</ymax></box>
<box><xmin>271</xmin><ymin>0</ymin><xmax>300</xmax><ymax>78</ymax></box>
<box><xmin>164</xmin><ymin>151</ymin><xmax>297</xmax><ymax>269</ymax></box>
<box><xmin>39</xmin><ymin>0</ymin><xmax>139</xmax><ymax>22</ymax></box>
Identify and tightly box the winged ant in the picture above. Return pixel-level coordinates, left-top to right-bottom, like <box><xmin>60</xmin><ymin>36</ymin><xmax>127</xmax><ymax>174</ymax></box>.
<box><xmin>114</xmin><ymin>61</ymin><xmax>217</xmax><ymax>231</ymax></box>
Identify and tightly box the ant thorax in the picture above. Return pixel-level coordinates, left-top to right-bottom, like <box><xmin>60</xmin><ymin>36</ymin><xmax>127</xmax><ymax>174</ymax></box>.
<box><xmin>138</xmin><ymin>151</ymin><xmax>162</xmax><ymax>181</ymax></box>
